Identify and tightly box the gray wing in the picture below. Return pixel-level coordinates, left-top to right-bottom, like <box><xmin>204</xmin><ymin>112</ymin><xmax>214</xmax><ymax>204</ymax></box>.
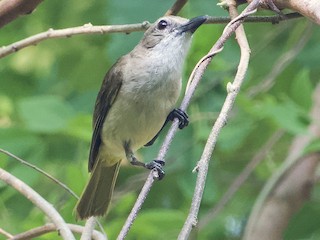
<box><xmin>88</xmin><ymin>63</ymin><xmax>123</xmax><ymax>172</ymax></box>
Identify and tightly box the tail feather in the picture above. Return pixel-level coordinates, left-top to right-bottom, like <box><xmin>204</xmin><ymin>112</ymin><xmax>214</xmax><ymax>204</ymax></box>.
<box><xmin>75</xmin><ymin>159</ymin><xmax>121</xmax><ymax>220</ymax></box>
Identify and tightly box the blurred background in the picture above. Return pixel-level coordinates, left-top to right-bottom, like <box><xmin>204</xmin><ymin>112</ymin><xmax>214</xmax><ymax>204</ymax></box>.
<box><xmin>1</xmin><ymin>0</ymin><xmax>320</xmax><ymax>239</ymax></box>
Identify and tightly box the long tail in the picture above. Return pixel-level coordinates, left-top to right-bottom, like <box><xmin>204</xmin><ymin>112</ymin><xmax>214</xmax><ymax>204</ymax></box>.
<box><xmin>75</xmin><ymin>159</ymin><xmax>121</xmax><ymax>220</ymax></box>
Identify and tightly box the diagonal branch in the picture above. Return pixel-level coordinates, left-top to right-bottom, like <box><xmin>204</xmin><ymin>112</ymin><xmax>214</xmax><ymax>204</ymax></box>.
<box><xmin>164</xmin><ymin>0</ymin><xmax>188</xmax><ymax>16</ymax></box>
<box><xmin>178</xmin><ymin>0</ymin><xmax>256</xmax><ymax>238</ymax></box>
<box><xmin>117</xmin><ymin>0</ymin><xmax>260</xmax><ymax>239</ymax></box>
<box><xmin>198</xmin><ymin>130</ymin><xmax>284</xmax><ymax>229</ymax></box>
<box><xmin>0</xmin><ymin>228</ymin><xmax>13</xmax><ymax>239</ymax></box>
<box><xmin>0</xmin><ymin>168</ymin><xmax>75</xmax><ymax>240</ymax></box>
<box><xmin>0</xmin><ymin>148</ymin><xmax>79</xmax><ymax>199</ymax></box>
<box><xmin>243</xmin><ymin>83</ymin><xmax>320</xmax><ymax>240</ymax></box>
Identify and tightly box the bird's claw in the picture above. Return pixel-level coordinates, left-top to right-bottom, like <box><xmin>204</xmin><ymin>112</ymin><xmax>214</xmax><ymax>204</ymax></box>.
<box><xmin>168</xmin><ymin>108</ymin><xmax>189</xmax><ymax>129</ymax></box>
<box><xmin>145</xmin><ymin>160</ymin><xmax>165</xmax><ymax>180</ymax></box>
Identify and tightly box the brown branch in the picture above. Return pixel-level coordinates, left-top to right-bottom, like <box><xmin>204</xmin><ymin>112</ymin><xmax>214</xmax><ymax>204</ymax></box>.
<box><xmin>206</xmin><ymin>12</ymin><xmax>302</xmax><ymax>24</ymax></box>
<box><xmin>243</xmin><ymin>153</ymin><xmax>320</xmax><ymax>240</ymax></box>
<box><xmin>117</xmin><ymin>1</ymin><xmax>260</xmax><ymax>239</ymax></box>
<box><xmin>10</xmin><ymin>223</ymin><xmax>105</xmax><ymax>240</ymax></box>
<box><xmin>0</xmin><ymin>22</ymin><xmax>151</xmax><ymax>59</ymax></box>
<box><xmin>243</xmin><ymin>83</ymin><xmax>320</xmax><ymax>239</ymax></box>
<box><xmin>248</xmin><ymin>0</ymin><xmax>320</xmax><ymax>24</ymax></box>
<box><xmin>0</xmin><ymin>0</ymin><xmax>43</xmax><ymax>28</ymax></box>
<box><xmin>178</xmin><ymin>1</ymin><xmax>255</xmax><ymax>238</ymax></box>
<box><xmin>164</xmin><ymin>0</ymin><xmax>188</xmax><ymax>16</ymax></box>
<box><xmin>0</xmin><ymin>168</ymin><xmax>75</xmax><ymax>240</ymax></box>
<box><xmin>0</xmin><ymin>13</ymin><xmax>301</xmax><ymax>60</ymax></box>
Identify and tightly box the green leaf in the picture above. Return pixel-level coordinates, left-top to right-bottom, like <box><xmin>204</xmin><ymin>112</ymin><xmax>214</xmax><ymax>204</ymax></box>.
<box><xmin>0</xmin><ymin>95</ymin><xmax>13</xmax><ymax>117</ymax></box>
<box><xmin>304</xmin><ymin>139</ymin><xmax>320</xmax><ymax>155</ymax></box>
<box><xmin>218</xmin><ymin>117</ymin><xmax>254</xmax><ymax>152</ymax></box>
<box><xmin>285</xmin><ymin>203</ymin><xmax>320</xmax><ymax>239</ymax></box>
<box><xmin>259</xmin><ymin>97</ymin><xmax>309</xmax><ymax>134</ymax></box>
<box><xmin>65</xmin><ymin>114</ymin><xmax>92</xmax><ymax>141</ymax></box>
<box><xmin>18</xmin><ymin>96</ymin><xmax>75</xmax><ymax>133</ymax></box>
<box><xmin>111</xmin><ymin>192</ymin><xmax>137</xmax><ymax>216</ymax></box>
<box><xmin>0</xmin><ymin>128</ymin><xmax>43</xmax><ymax>156</ymax></box>
<box><xmin>108</xmin><ymin>209</ymin><xmax>185</xmax><ymax>240</ymax></box>
<box><xmin>290</xmin><ymin>69</ymin><xmax>313</xmax><ymax>110</ymax></box>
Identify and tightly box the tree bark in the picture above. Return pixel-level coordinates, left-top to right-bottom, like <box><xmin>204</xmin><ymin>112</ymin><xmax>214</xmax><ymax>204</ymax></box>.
<box><xmin>0</xmin><ymin>0</ymin><xmax>43</xmax><ymax>28</ymax></box>
<box><xmin>247</xmin><ymin>0</ymin><xmax>320</xmax><ymax>25</ymax></box>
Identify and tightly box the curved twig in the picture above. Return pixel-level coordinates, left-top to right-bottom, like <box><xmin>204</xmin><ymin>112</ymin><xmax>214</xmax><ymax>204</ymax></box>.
<box><xmin>0</xmin><ymin>168</ymin><xmax>75</xmax><ymax>240</ymax></box>
<box><xmin>178</xmin><ymin>0</ymin><xmax>256</xmax><ymax>238</ymax></box>
<box><xmin>10</xmin><ymin>223</ymin><xmax>105</xmax><ymax>240</ymax></box>
<box><xmin>0</xmin><ymin>148</ymin><xmax>79</xmax><ymax>199</ymax></box>
<box><xmin>118</xmin><ymin>0</ymin><xmax>260</xmax><ymax>239</ymax></box>
<box><xmin>80</xmin><ymin>217</ymin><xmax>101</xmax><ymax>240</ymax></box>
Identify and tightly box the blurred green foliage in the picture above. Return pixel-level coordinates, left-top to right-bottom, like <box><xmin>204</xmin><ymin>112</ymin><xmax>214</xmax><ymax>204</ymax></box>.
<box><xmin>1</xmin><ymin>1</ymin><xmax>320</xmax><ymax>239</ymax></box>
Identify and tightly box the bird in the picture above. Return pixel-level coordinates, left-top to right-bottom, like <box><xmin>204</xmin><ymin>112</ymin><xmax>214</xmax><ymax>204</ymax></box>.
<box><xmin>75</xmin><ymin>15</ymin><xmax>207</xmax><ymax>220</ymax></box>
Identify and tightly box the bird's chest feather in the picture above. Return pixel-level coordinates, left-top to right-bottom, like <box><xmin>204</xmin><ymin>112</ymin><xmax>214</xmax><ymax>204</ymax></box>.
<box><xmin>101</xmin><ymin>63</ymin><xmax>182</xmax><ymax>155</ymax></box>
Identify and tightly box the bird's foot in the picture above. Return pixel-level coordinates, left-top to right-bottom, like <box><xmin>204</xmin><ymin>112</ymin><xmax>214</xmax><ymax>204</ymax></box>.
<box><xmin>145</xmin><ymin>160</ymin><xmax>165</xmax><ymax>180</ymax></box>
<box><xmin>168</xmin><ymin>108</ymin><xmax>189</xmax><ymax>129</ymax></box>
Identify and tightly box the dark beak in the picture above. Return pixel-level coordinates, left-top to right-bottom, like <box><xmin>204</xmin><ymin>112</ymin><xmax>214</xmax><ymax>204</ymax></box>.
<box><xmin>178</xmin><ymin>15</ymin><xmax>208</xmax><ymax>34</ymax></box>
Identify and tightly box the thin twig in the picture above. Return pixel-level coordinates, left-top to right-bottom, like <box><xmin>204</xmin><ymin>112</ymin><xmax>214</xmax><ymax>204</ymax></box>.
<box><xmin>206</xmin><ymin>12</ymin><xmax>301</xmax><ymax>24</ymax></box>
<box><xmin>0</xmin><ymin>22</ymin><xmax>151</xmax><ymax>58</ymax></box>
<box><xmin>0</xmin><ymin>148</ymin><xmax>79</xmax><ymax>199</ymax></box>
<box><xmin>185</xmin><ymin>47</ymin><xmax>224</xmax><ymax>94</ymax></box>
<box><xmin>0</xmin><ymin>228</ymin><xmax>13</xmax><ymax>238</ymax></box>
<box><xmin>164</xmin><ymin>0</ymin><xmax>188</xmax><ymax>16</ymax></box>
<box><xmin>10</xmin><ymin>223</ymin><xmax>105</xmax><ymax>240</ymax></box>
<box><xmin>198</xmin><ymin>130</ymin><xmax>284</xmax><ymax>229</ymax></box>
<box><xmin>0</xmin><ymin>13</ymin><xmax>302</xmax><ymax>59</ymax></box>
<box><xmin>118</xmin><ymin>1</ymin><xmax>258</xmax><ymax>239</ymax></box>
<box><xmin>0</xmin><ymin>149</ymin><xmax>107</xmax><ymax>236</ymax></box>
<box><xmin>80</xmin><ymin>217</ymin><xmax>99</xmax><ymax>240</ymax></box>
<box><xmin>0</xmin><ymin>168</ymin><xmax>75</xmax><ymax>240</ymax></box>
<box><xmin>117</xmin><ymin>177</ymin><xmax>155</xmax><ymax>240</ymax></box>
<box><xmin>178</xmin><ymin>0</ymin><xmax>256</xmax><ymax>238</ymax></box>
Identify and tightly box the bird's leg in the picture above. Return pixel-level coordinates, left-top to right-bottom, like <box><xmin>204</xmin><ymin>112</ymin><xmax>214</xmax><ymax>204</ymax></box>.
<box><xmin>144</xmin><ymin>160</ymin><xmax>165</xmax><ymax>180</ymax></box>
<box><xmin>124</xmin><ymin>141</ymin><xmax>165</xmax><ymax>180</ymax></box>
<box><xmin>144</xmin><ymin>108</ymin><xmax>189</xmax><ymax>147</ymax></box>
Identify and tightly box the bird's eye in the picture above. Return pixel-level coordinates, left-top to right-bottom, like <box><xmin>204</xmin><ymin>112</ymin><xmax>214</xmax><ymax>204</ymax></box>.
<box><xmin>157</xmin><ymin>20</ymin><xmax>168</xmax><ymax>30</ymax></box>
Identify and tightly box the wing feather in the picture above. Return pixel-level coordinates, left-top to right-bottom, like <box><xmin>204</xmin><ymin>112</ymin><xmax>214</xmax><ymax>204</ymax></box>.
<box><xmin>88</xmin><ymin>63</ymin><xmax>123</xmax><ymax>171</ymax></box>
